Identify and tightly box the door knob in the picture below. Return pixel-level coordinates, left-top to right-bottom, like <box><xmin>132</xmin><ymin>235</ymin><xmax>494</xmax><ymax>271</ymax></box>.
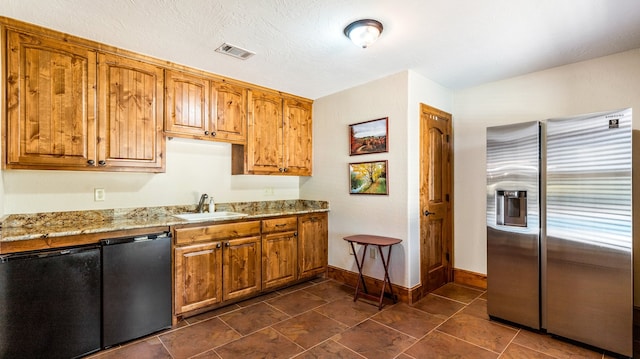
<box><xmin>424</xmin><ymin>210</ymin><xmax>435</xmax><ymax>217</ymax></box>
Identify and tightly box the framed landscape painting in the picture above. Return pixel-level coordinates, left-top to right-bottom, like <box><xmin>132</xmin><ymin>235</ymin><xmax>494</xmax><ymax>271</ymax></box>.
<box><xmin>349</xmin><ymin>160</ymin><xmax>388</xmax><ymax>195</ymax></box>
<box><xmin>349</xmin><ymin>117</ymin><xmax>388</xmax><ymax>156</ymax></box>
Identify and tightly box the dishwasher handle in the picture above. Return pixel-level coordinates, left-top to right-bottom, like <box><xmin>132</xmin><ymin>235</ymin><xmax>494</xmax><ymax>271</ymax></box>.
<box><xmin>0</xmin><ymin>244</ymin><xmax>100</xmax><ymax>262</ymax></box>
<box><xmin>101</xmin><ymin>231</ymin><xmax>171</xmax><ymax>246</ymax></box>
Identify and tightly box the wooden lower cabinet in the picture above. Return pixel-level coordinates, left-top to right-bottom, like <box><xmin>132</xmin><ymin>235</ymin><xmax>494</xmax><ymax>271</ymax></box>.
<box><xmin>222</xmin><ymin>236</ymin><xmax>261</xmax><ymax>301</ymax></box>
<box><xmin>298</xmin><ymin>212</ymin><xmax>328</xmax><ymax>279</ymax></box>
<box><xmin>261</xmin><ymin>217</ymin><xmax>298</xmax><ymax>290</ymax></box>
<box><xmin>173</xmin><ymin>213</ymin><xmax>328</xmax><ymax>317</ymax></box>
<box><xmin>173</xmin><ymin>221</ymin><xmax>261</xmax><ymax>315</ymax></box>
<box><xmin>174</xmin><ymin>242</ymin><xmax>223</xmax><ymax>314</ymax></box>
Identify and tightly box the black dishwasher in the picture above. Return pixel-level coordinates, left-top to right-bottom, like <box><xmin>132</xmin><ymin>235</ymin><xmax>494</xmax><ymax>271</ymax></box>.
<box><xmin>101</xmin><ymin>232</ymin><xmax>172</xmax><ymax>348</ymax></box>
<box><xmin>0</xmin><ymin>244</ymin><xmax>101</xmax><ymax>359</ymax></box>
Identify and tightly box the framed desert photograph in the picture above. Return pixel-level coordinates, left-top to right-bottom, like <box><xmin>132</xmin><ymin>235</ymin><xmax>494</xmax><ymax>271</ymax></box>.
<box><xmin>349</xmin><ymin>160</ymin><xmax>388</xmax><ymax>195</ymax></box>
<box><xmin>349</xmin><ymin>117</ymin><xmax>388</xmax><ymax>155</ymax></box>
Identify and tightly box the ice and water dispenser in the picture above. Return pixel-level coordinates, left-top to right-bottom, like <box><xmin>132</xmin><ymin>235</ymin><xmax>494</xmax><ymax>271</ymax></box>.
<box><xmin>496</xmin><ymin>190</ymin><xmax>527</xmax><ymax>227</ymax></box>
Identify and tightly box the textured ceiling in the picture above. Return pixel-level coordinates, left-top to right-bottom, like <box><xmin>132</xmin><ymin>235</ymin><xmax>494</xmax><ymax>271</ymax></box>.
<box><xmin>3</xmin><ymin>0</ymin><xmax>640</xmax><ymax>99</ymax></box>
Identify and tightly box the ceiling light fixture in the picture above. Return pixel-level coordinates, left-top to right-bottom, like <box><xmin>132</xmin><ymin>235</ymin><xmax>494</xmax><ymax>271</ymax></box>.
<box><xmin>344</xmin><ymin>19</ymin><xmax>383</xmax><ymax>48</ymax></box>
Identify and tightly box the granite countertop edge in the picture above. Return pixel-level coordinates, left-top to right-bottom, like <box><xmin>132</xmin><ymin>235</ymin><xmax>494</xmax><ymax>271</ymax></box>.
<box><xmin>0</xmin><ymin>200</ymin><xmax>329</xmax><ymax>242</ymax></box>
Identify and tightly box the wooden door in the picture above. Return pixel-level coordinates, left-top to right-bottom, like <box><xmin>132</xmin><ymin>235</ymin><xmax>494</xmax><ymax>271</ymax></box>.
<box><xmin>164</xmin><ymin>70</ymin><xmax>210</xmax><ymax>138</ymax></box>
<box><xmin>98</xmin><ymin>53</ymin><xmax>164</xmax><ymax>171</ymax></box>
<box><xmin>283</xmin><ymin>97</ymin><xmax>313</xmax><ymax>176</ymax></box>
<box><xmin>262</xmin><ymin>231</ymin><xmax>298</xmax><ymax>289</ymax></box>
<box><xmin>222</xmin><ymin>236</ymin><xmax>262</xmax><ymax>300</ymax></box>
<box><xmin>297</xmin><ymin>213</ymin><xmax>328</xmax><ymax>279</ymax></box>
<box><xmin>5</xmin><ymin>30</ymin><xmax>97</xmax><ymax>169</ymax></box>
<box><xmin>174</xmin><ymin>242</ymin><xmax>222</xmax><ymax>314</ymax></box>
<box><xmin>211</xmin><ymin>81</ymin><xmax>246</xmax><ymax>143</ymax></box>
<box><xmin>245</xmin><ymin>90</ymin><xmax>283</xmax><ymax>174</ymax></box>
<box><xmin>420</xmin><ymin>103</ymin><xmax>453</xmax><ymax>294</ymax></box>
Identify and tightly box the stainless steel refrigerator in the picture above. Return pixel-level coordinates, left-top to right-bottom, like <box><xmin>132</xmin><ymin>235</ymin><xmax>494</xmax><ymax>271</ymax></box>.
<box><xmin>486</xmin><ymin>108</ymin><xmax>634</xmax><ymax>357</ymax></box>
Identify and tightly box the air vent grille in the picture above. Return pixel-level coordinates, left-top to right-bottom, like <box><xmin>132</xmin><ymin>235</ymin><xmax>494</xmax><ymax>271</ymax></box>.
<box><xmin>215</xmin><ymin>43</ymin><xmax>255</xmax><ymax>60</ymax></box>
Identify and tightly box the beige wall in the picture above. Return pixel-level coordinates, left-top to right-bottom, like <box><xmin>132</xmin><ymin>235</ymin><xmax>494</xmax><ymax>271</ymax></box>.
<box><xmin>1</xmin><ymin>138</ymin><xmax>300</xmax><ymax>215</ymax></box>
<box><xmin>302</xmin><ymin>70</ymin><xmax>453</xmax><ymax>288</ymax></box>
<box><xmin>453</xmin><ymin>48</ymin><xmax>640</xmax><ymax>275</ymax></box>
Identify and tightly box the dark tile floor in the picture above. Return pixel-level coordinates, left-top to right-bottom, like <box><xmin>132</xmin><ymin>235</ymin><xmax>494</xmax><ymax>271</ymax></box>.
<box><xmin>88</xmin><ymin>279</ymin><xmax>620</xmax><ymax>359</ymax></box>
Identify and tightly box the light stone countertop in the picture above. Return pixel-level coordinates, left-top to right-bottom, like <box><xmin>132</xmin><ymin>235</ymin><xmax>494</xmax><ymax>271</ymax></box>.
<box><xmin>0</xmin><ymin>200</ymin><xmax>329</xmax><ymax>242</ymax></box>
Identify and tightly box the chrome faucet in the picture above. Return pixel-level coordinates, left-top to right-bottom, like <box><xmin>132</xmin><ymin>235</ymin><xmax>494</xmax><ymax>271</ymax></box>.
<box><xmin>196</xmin><ymin>194</ymin><xmax>209</xmax><ymax>213</ymax></box>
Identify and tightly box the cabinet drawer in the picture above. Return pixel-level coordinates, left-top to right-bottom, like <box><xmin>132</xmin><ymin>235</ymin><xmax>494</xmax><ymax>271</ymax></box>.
<box><xmin>261</xmin><ymin>217</ymin><xmax>297</xmax><ymax>234</ymax></box>
<box><xmin>175</xmin><ymin>221</ymin><xmax>261</xmax><ymax>245</ymax></box>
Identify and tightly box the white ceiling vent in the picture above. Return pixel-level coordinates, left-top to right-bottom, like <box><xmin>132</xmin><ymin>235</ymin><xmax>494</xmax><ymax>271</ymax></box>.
<box><xmin>215</xmin><ymin>43</ymin><xmax>255</xmax><ymax>60</ymax></box>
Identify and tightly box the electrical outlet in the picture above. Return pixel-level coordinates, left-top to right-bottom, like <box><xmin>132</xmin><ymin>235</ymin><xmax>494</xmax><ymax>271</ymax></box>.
<box><xmin>263</xmin><ymin>187</ymin><xmax>274</xmax><ymax>196</ymax></box>
<box><xmin>94</xmin><ymin>188</ymin><xmax>105</xmax><ymax>201</ymax></box>
<box><xmin>369</xmin><ymin>247</ymin><xmax>376</xmax><ymax>259</ymax></box>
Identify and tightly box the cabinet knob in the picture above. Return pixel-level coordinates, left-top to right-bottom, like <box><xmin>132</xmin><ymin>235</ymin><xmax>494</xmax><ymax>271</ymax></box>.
<box><xmin>225</xmin><ymin>242</ymin><xmax>230</xmax><ymax>247</ymax></box>
<box><xmin>283</xmin><ymin>168</ymin><xmax>288</xmax><ymax>172</ymax></box>
<box><xmin>87</xmin><ymin>160</ymin><xmax>95</xmax><ymax>166</ymax></box>
<box><xmin>98</xmin><ymin>160</ymin><xmax>106</xmax><ymax>166</ymax></box>
<box><xmin>204</xmin><ymin>131</ymin><xmax>210</xmax><ymax>135</ymax></box>
<box><xmin>216</xmin><ymin>243</ymin><xmax>221</xmax><ymax>248</ymax></box>
<box><xmin>211</xmin><ymin>131</ymin><xmax>216</xmax><ymax>137</ymax></box>
<box><xmin>294</xmin><ymin>232</ymin><xmax>298</xmax><ymax>237</ymax></box>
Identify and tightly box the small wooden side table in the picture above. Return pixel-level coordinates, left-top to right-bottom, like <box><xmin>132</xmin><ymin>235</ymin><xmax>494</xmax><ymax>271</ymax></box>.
<box><xmin>343</xmin><ymin>234</ymin><xmax>402</xmax><ymax>310</ymax></box>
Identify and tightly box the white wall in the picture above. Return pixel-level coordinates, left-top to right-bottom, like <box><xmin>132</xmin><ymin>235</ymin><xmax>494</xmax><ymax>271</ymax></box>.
<box><xmin>453</xmin><ymin>48</ymin><xmax>640</xmax><ymax>275</ymax></box>
<box><xmin>301</xmin><ymin>70</ymin><xmax>453</xmax><ymax>288</ymax></box>
<box><xmin>1</xmin><ymin>138</ymin><xmax>300</xmax><ymax>214</ymax></box>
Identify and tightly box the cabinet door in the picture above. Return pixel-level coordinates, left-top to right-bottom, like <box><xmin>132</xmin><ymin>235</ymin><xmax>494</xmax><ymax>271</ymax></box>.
<box><xmin>262</xmin><ymin>231</ymin><xmax>298</xmax><ymax>289</ymax></box>
<box><xmin>211</xmin><ymin>81</ymin><xmax>246</xmax><ymax>143</ymax></box>
<box><xmin>298</xmin><ymin>213</ymin><xmax>328</xmax><ymax>279</ymax></box>
<box><xmin>164</xmin><ymin>70</ymin><xmax>210</xmax><ymax>138</ymax></box>
<box><xmin>174</xmin><ymin>242</ymin><xmax>222</xmax><ymax>314</ymax></box>
<box><xmin>283</xmin><ymin>97</ymin><xmax>313</xmax><ymax>176</ymax></box>
<box><xmin>98</xmin><ymin>53</ymin><xmax>165</xmax><ymax>171</ymax></box>
<box><xmin>245</xmin><ymin>89</ymin><xmax>283</xmax><ymax>174</ymax></box>
<box><xmin>223</xmin><ymin>236</ymin><xmax>262</xmax><ymax>300</ymax></box>
<box><xmin>5</xmin><ymin>30</ymin><xmax>97</xmax><ymax>169</ymax></box>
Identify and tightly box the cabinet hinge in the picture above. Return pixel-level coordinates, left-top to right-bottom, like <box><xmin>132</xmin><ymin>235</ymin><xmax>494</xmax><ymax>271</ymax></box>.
<box><xmin>446</xmin><ymin>194</ymin><xmax>450</xmax><ymax>202</ymax></box>
<box><xmin>446</xmin><ymin>134</ymin><xmax>450</xmax><ymax>143</ymax></box>
<box><xmin>445</xmin><ymin>253</ymin><xmax>450</xmax><ymax>262</ymax></box>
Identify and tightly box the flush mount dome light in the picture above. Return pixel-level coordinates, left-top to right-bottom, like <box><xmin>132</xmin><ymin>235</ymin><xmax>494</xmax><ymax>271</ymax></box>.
<box><xmin>344</xmin><ymin>19</ymin><xmax>383</xmax><ymax>48</ymax></box>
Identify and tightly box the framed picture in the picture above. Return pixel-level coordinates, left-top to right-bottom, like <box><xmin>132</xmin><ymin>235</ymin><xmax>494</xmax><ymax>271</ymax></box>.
<box><xmin>349</xmin><ymin>160</ymin><xmax>388</xmax><ymax>195</ymax></box>
<box><xmin>349</xmin><ymin>117</ymin><xmax>388</xmax><ymax>156</ymax></box>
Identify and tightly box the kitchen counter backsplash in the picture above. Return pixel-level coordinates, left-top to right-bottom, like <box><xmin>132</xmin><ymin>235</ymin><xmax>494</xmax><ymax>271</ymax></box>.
<box><xmin>0</xmin><ymin>200</ymin><xmax>329</xmax><ymax>242</ymax></box>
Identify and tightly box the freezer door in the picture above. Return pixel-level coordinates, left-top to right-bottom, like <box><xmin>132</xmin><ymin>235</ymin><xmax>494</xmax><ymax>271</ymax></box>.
<box><xmin>486</xmin><ymin>121</ymin><xmax>541</xmax><ymax>329</ymax></box>
<box><xmin>546</xmin><ymin>108</ymin><xmax>632</xmax><ymax>357</ymax></box>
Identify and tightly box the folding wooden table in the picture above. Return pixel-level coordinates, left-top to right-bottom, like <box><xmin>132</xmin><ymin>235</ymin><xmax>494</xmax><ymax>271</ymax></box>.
<box><xmin>343</xmin><ymin>234</ymin><xmax>402</xmax><ymax>309</ymax></box>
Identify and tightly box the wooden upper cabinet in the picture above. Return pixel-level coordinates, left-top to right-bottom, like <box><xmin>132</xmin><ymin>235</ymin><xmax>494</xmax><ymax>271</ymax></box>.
<box><xmin>283</xmin><ymin>97</ymin><xmax>312</xmax><ymax>176</ymax></box>
<box><xmin>5</xmin><ymin>30</ymin><xmax>97</xmax><ymax>169</ymax></box>
<box><xmin>232</xmin><ymin>90</ymin><xmax>312</xmax><ymax>175</ymax></box>
<box><xmin>164</xmin><ymin>70</ymin><xmax>209</xmax><ymax>138</ymax></box>
<box><xmin>210</xmin><ymin>80</ymin><xmax>246</xmax><ymax>143</ymax></box>
<box><xmin>4</xmin><ymin>29</ymin><xmax>164</xmax><ymax>172</ymax></box>
<box><xmin>165</xmin><ymin>70</ymin><xmax>246</xmax><ymax>144</ymax></box>
<box><xmin>245</xmin><ymin>89</ymin><xmax>283</xmax><ymax>174</ymax></box>
<box><xmin>97</xmin><ymin>53</ymin><xmax>165</xmax><ymax>171</ymax></box>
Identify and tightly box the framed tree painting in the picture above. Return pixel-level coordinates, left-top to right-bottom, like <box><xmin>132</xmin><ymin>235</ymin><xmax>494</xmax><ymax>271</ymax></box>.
<box><xmin>349</xmin><ymin>160</ymin><xmax>388</xmax><ymax>195</ymax></box>
<box><xmin>349</xmin><ymin>117</ymin><xmax>388</xmax><ymax>155</ymax></box>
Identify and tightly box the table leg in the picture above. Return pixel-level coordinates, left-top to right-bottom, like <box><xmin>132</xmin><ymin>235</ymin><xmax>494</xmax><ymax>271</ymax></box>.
<box><xmin>378</xmin><ymin>244</ymin><xmax>398</xmax><ymax>309</ymax></box>
<box><xmin>350</xmin><ymin>242</ymin><xmax>369</xmax><ymax>302</ymax></box>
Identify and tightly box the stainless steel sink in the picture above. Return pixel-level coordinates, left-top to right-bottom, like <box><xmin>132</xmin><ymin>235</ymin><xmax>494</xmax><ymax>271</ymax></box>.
<box><xmin>173</xmin><ymin>211</ymin><xmax>248</xmax><ymax>221</ymax></box>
